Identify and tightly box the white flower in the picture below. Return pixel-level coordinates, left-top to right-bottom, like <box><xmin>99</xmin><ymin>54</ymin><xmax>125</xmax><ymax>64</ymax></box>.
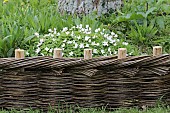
<box><xmin>63</xmin><ymin>39</ymin><xmax>67</xmax><ymax>42</ymax></box>
<box><xmin>66</xmin><ymin>31</ymin><xmax>70</xmax><ymax>35</ymax></box>
<box><xmin>88</xmin><ymin>39</ymin><xmax>91</xmax><ymax>43</ymax></box>
<box><xmin>96</xmin><ymin>43</ymin><xmax>99</xmax><ymax>46</ymax></box>
<box><xmin>111</xmin><ymin>32</ymin><xmax>115</xmax><ymax>35</ymax></box>
<box><xmin>44</xmin><ymin>34</ymin><xmax>50</xmax><ymax>37</ymax></box>
<box><xmin>49</xmin><ymin>49</ymin><xmax>53</xmax><ymax>53</ymax></box>
<box><xmin>26</xmin><ymin>51</ymin><xmax>29</xmax><ymax>56</ymax></box>
<box><xmin>40</xmin><ymin>39</ymin><xmax>44</xmax><ymax>43</ymax></box>
<box><xmin>71</xmin><ymin>26</ymin><xmax>76</xmax><ymax>29</ymax></box>
<box><xmin>74</xmin><ymin>43</ymin><xmax>78</xmax><ymax>48</ymax></box>
<box><xmin>122</xmin><ymin>42</ymin><xmax>128</xmax><ymax>46</ymax></box>
<box><xmin>114</xmin><ymin>51</ymin><xmax>117</xmax><ymax>54</ymax></box>
<box><xmin>45</xmin><ymin>47</ymin><xmax>49</xmax><ymax>51</ymax></box>
<box><xmin>34</xmin><ymin>32</ymin><xmax>39</xmax><ymax>37</ymax></box>
<box><xmin>41</xmin><ymin>53</ymin><xmax>44</xmax><ymax>56</ymax></box>
<box><xmin>86</xmin><ymin>25</ymin><xmax>89</xmax><ymax>28</ymax></box>
<box><xmin>54</xmin><ymin>28</ymin><xmax>56</xmax><ymax>31</ymax></box>
<box><xmin>101</xmin><ymin>50</ymin><xmax>105</xmax><ymax>54</ymax></box>
<box><xmin>103</xmin><ymin>41</ymin><xmax>108</xmax><ymax>46</ymax></box>
<box><xmin>113</xmin><ymin>43</ymin><xmax>117</xmax><ymax>46</ymax></box>
<box><xmin>67</xmin><ymin>41</ymin><xmax>72</xmax><ymax>44</ymax></box>
<box><xmin>57</xmin><ymin>33</ymin><xmax>60</xmax><ymax>36</ymax></box>
<box><xmin>48</xmin><ymin>29</ymin><xmax>53</xmax><ymax>33</ymax></box>
<box><xmin>79</xmin><ymin>43</ymin><xmax>84</xmax><ymax>48</ymax></box>
<box><xmin>117</xmin><ymin>39</ymin><xmax>120</xmax><ymax>42</ymax></box>
<box><xmin>71</xmin><ymin>31</ymin><xmax>74</xmax><ymax>36</ymax></box>
<box><xmin>52</xmin><ymin>38</ymin><xmax>56</xmax><ymax>41</ymax></box>
<box><xmin>85</xmin><ymin>44</ymin><xmax>89</xmax><ymax>47</ymax></box>
<box><xmin>89</xmin><ymin>27</ymin><xmax>91</xmax><ymax>31</ymax></box>
<box><xmin>69</xmin><ymin>51</ymin><xmax>74</xmax><ymax>56</ymax></box>
<box><xmin>77</xmin><ymin>36</ymin><xmax>81</xmax><ymax>40</ymax></box>
<box><xmin>36</xmin><ymin>48</ymin><xmax>41</xmax><ymax>54</ymax></box>
<box><xmin>100</xmin><ymin>32</ymin><xmax>104</xmax><ymax>35</ymax></box>
<box><xmin>62</xmin><ymin>27</ymin><xmax>68</xmax><ymax>32</ymax></box>
<box><xmin>61</xmin><ymin>43</ymin><xmax>65</xmax><ymax>47</ymax></box>
<box><xmin>104</xmin><ymin>34</ymin><xmax>108</xmax><ymax>38</ymax></box>
<box><xmin>92</xmin><ymin>35</ymin><xmax>96</xmax><ymax>39</ymax></box>
<box><xmin>37</xmin><ymin>42</ymin><xmax>42</xmax><ymax>47</ymax></box>
<box><xmin>53</xmin><ymin>31</ymin><xmax>57</xmax><ymax>35</ymax></box>
<box><xmin>86</xmin><ymin>31</ymin><xmax>91</xmax><ymax>34</ymax></box>
<box><xmin>93</xmin><ymin>49</ymin><xmax>98</xmax><ymax>54</ymax></box>
<box><xmin>110</xmin><ymin>39</ymin><xmax>116</xmax><ymax>43</ymax></box>
<box><xmin>95</xmin><ymin>29</ymin><xmax>99</xmax><ymax>33</ymax></box>
<box><xmin>108</xmin><ymin>47</ymin><xmax>111</xmax><ymax>52</ymax></box>
<box><xmin>50</xmin><ymin>34</ymin><xmax>54</xmax><ymax>37</ymax></box>
<box><xmin>85</xmin><ymin>36</ymin><xmax>90</xmax><ymax>41</ymax></box>
<box><xmin>114</xmin><ymin>34</ymin><xmax>118</xmax><ymax>38</ymax></box>
<box><xmin>107</xmin><ymin>35</ymin><xmax>113</xmax><ymax>41</ymax></box>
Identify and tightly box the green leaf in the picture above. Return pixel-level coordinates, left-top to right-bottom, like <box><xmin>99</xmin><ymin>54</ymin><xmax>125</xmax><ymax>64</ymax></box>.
<box><xmin>156</xmin><ymin>16</ymin><xmax>165</xmax><ymax>29</ymax></box>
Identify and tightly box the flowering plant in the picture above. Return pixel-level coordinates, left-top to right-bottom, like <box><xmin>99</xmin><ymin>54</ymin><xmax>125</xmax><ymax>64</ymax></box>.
<box><xmin>27</xmin><ymin>24</ymin><xmax>138</xmax><ymax>57</ymax></box>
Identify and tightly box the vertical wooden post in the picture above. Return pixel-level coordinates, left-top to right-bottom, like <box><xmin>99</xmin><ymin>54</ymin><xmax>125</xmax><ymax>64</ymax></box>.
<box><xmin>84</xmin><ymin>49</ymin><xmax>92</xmax><ymax>59</ymax></box>
<box><xmin>15</xmin><ymin>49</ymin><xmax>25</xmax><ymax>72</ymax></box>
<box><xmin>153</xmin><ymin>46</ymin><xmax>162</xmax><ymax>56</ymax></box>
<box><xmin>15</xmin><ymin>49</ymin><xmax>25</xmax><ymax>59</ymax></box>
<box><xmin>53</xmin><ymin>48</ymin><xmax>62</xmax><ymax>58</ymax></box>
<box><xmin>118</xmin><ymin>48</ymin><xmax>127</xmax><ymax>59</ymax></box>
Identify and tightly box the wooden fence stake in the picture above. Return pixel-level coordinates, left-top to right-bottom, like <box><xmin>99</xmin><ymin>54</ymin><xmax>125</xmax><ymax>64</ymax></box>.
<box><xmin>118</xmin><ymin>48</ymin><xmax>127</xmax><ymax>59</ymax></box>
<box><xmin>53</xmin><ymin>48</ymin><xmax>62</xmax><ymax>58</ymax></box>
<box><xmin>15</xmin><ymin>49</ymin><xmax>25</xmax><ymax>59</ymax></box>
<box><xmin>153</xmin><ymin>46</ymin><xmax>162</xmax><ymax>56</ymax></box>
<box><xmin>15</xmin><ymin>49</ymin><xmax>25</xmax><ymax>72</ymax></box>
<box><xmin>84</xmin><ymin>49</ymin><xmax>92</xmax><ymax>59</ymax></box>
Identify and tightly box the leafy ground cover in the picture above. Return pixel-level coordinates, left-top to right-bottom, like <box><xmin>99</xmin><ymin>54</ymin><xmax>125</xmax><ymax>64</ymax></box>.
<box><xmin>0</xmin><ymin>0</ymin><xmax>169</xmax><ymax>58</ymax></box>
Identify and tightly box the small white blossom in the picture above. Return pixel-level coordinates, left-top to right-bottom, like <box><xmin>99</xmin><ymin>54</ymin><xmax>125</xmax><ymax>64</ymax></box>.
<box><xmin>79</xmin><ymin>43</ymin><xmax>84</xmax><ymax>48</ymax></box>
<box><xmin>77</xmin><ymin>36</ymin><xmax>81</xmax><ymax>40</ymax></box>
<box><xmin>110</xmin><ymin>39</ymin><xmax>116</xmax><ymax>43</ymax></box>
<box><xmin>85</xmin><ymin>36</ymin><xmax>90</xmax><ymax>41</ymax></box>
<box><xmin>74</xmin><ymin>43</ymin><xmax>78</xmax><ymax>48</ymax></box>
<box><xmin>48</xmin><ymin>29</ymin><xmax>53</xmax><ymax>33</ymax></box>
<box><xmin>52</xmin><ymin>38</ymin><xmax>56</xmax><ymax>41</ymax></box>
<box><xmin>122</xmin><ymin>42</ymin><xmax>128</xmax><ymax>46</ymax></box>
<box><xmin>103</xmin><ymin>41</ymin><xmax>108</xmax><ymax>46</ymax></box>
<box><xmin>34</xmin><ymin>32</ymin><xmax>39</xmax><ymax>37</ymax></box>
<box><xmin>101</xmin><ymin>50</ymin><xmax>105</xmax><ymax>54</ymax></box>
<box><xmin>57</xmin><ymin>33</ymin><xmax>60</xmax><ymax>36</ymax></box>
<box><xmin>49</xmin><ymin>49</ymin><xmax>53</xmax><ymax>53</ymax></box>
<box><xmin>66</xmin><ymin>31</ymin><xmax>70</xmax><ymax>35</ymax></box>
<box><xmin>114</xmin><ymin>51</ymin><xmax>117</xmax><ymax>54</ymax></box>
<box><xmin>54</xmin><ymin>28</ymin><xmax>56</xmax><ymax>31</ymax></box>
<box><xmin>85</xmin><ymin>44</ymin><xmax>89</xmax><ymax>47</ymax></box>
<box><xmin>61</xmin><ymin>43</ymin><xmax>65</xmax><ymax>47</ymax></box>
<box><xmin>114</xmin><ymin>34</ymin><xmax>118</xmax><ymax>38</ymax></box>
<box><xmin>37</xmin><ymin>42</ymin><xmax>42</xmax><ymax>47</ymax></box>
<box><xmin>40</xmin><ymin>39</ymin><xmax>44</xmax><ymax>43</ymax></box>
<box><xmin>45</xmin><ymin>47</ymin><xmax>49</xmax><ymax>51</ymax></box>
<box><xmin>104</xmin><ymin>34</ymin><xmax>109</xmax><ymax>38</ymax></box>
<box><xmin>67</xmin><ymin>41</ymin><xmax>72</xmax><ymax>44</ymax></box>
<box><xmin>63</xmin><ymin>39</ymin><xmax>67</xmax><ymax>42</ymax></box>
<box><xmin>113</xmin><ymin>43</ymin><xmax>117</xmax><ymax>46</ymax></box>
<box><xmin>88</xmin><ymin>39</ymin><xmax>91</xmax><ymax>43</ymax></box>
<box><xmin>86</xmin><ymin>25</ymin><xmax>89</xmax><ymax>28</ymax></box>
<box><xmin>36</xmin><ymin>48</ymin><xmax>41</xmax><ymax>54</ymax></box>
<box><xmin>93</xmin><ymin>49</ymin><xmax>98</xmax><ymax>54</ymax></box>
<box><xmin>50</xmin><ymin>34</ymin><xmax>54</xmax><ymax>37</ymax></box>
<box><xmin>41</xmin><ymin>53</ymin><xmax>44</xmax><ymax>56</ymax></box>
<box><xmin>108</xmin><ymin>47</ymin><xmax>111</xmax><ymax>52</ymax></box>
<box><xmin>111</xmin><ymin>32</ymin><xmax>115</xmax><ymax>36</ymax></box>
<box><xmin>62</xmin><ymin>27</ymin><xmax>68</xmax><ymax>32</ymax></box>
<box><xmin>26</xmin><ymin>51</ymin><xmax>29</xmax><ymax>56</ymax></box>
<box><xmin>69</xmin><ymin>51</ymin><xmax>74</xmax><ymax>56</ymax></box>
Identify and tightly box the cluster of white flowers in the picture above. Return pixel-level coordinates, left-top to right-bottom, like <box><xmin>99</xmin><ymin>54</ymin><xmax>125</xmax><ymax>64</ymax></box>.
<box><xmin>28</xmin><ymin>24</ymin><xmax>133</xmax><ymax>57</ymax></box>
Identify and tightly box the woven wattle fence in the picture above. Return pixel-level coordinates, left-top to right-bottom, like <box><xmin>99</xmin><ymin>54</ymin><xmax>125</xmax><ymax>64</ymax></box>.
<box><xmin>0</xmin><ymin>48</ymin><xmax>170</xmax><ymax>110</ymax></box>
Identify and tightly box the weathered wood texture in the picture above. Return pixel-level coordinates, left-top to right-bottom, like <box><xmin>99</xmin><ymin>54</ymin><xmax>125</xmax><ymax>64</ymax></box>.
<box><xmin>58</xmin><ymin>0</ymin><xmax>122</xmax><ymax>15</ymax></box>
